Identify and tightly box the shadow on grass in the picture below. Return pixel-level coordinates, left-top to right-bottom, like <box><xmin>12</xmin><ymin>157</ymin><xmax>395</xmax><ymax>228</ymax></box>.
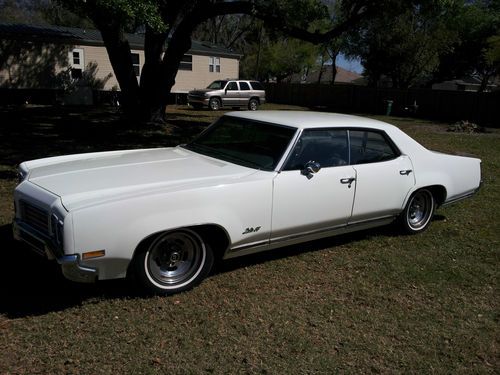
<box><xmin>0</xmin><ymin>225</ymin><xmax>141</xmax><ymax>318</ymax></box>
<box><xmin>0</xmin><ymin>221</ymin><xmax>411</xmax><ymax>319</ymax></box>
<box><xmin>0</xmin><ymin>105</ymin><xmax>210</xmax><ymax>168</ymax></box>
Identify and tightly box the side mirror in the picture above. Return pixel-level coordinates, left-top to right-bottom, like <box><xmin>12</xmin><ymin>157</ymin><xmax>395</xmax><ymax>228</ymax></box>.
<box><xmin>301</xmin><ymin>161</ymin><xmax>321</xmax><ymax>179</ymax></box>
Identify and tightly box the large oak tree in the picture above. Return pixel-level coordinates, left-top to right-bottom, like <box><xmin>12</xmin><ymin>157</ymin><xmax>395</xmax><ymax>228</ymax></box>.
<box><xmin>59</xmin><ymin>0</ymin><xmax>377</xmax><ymax>124</ymax></box>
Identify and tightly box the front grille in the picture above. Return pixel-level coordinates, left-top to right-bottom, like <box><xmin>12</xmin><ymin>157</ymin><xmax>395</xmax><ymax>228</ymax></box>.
<box><xmin>19</xmin><ymin>230</ymin><xmax>46</xmax><ymax>255</ymax></box>
<box><xmin>21</xmin><ymin>201</ymin><xmax>49</xmax><ymax>234</ymax></box>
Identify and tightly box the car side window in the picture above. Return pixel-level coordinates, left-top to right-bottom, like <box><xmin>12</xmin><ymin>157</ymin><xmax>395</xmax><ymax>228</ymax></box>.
<box><xmin>349</xmin><ymin>130</ymin><xmax>399</xmax><ymax>164</ymax></box>
<box><xmin>227</xmin><ymin>81</ymin><xmax>238</xmax><ymax>91</ymax></box>
<box><xmin>239</xmin><ymin>82</ymin><xmax>250</xmax><ymax>90</ymax></box>
<box><xmin>284</xmin><ymin>129</ymin><xmax>349</xmax><ymax>170</ymax></box>
<box><xmin>250</xmin><ymin>81</ymin><xmax>264</xmax><ymax>90</ymax></box>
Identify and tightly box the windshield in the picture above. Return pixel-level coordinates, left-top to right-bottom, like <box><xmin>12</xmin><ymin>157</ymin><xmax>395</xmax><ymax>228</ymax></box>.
<box><xmin>184</xmin><ymin>116</ymin><xmax>296</xmax><ymax>171</ymax></box>
<box><xmin>207</xmin><ymin>80</ymin><xmax>227</xmax><ymax>90</ymax></box>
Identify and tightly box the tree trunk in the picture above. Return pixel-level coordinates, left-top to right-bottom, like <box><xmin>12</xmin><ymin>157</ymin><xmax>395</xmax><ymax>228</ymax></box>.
<box><xmin>327</xmin><ymin>50</ymin><xmax>339</xmax><ymax>85</ymax></box>
<box><xmin>139</xmin><ymin>20</ymin><xmax>196</xmax><ymax>124</ymax></box>
<box><xmin>478</xmin><ymin>73</ymin><xmax>491</xmax><ymax>93</ymax></box>
<box><xmin>94</xmin><ymin>18</ymin><xmax>140</xmax><ymax>119</ymax></box>
<box><xmin>317</xmin><ymin>54</ymin><xmax>325</xmax><ymax>84</ymax></box>
<box><xmin>330</xmin><ymin>64</ymin><xmax>337</xmax><ymax>85</ymax></box>
<box><xmin>139</xmin><ymin>26</ymin><xmax>169</xmax><ymax>123</ymax></box>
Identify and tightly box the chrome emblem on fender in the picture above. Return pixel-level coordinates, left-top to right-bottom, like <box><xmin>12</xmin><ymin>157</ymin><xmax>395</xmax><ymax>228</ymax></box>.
<box><xmin>242</xmin><ymin>226</ymin><xmax>261</xmax><ymax>235</ymax></box>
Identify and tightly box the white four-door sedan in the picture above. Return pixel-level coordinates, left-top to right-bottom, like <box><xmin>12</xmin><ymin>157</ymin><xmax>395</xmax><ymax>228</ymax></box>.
<box><xmin>13</xmin><ymin>111</ymin><xmax>481</xmax><ymax>294</ymax></box>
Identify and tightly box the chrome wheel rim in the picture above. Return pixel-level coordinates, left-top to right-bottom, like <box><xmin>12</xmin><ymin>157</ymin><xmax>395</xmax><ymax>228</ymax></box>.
<box><xmin>146</xmin><ymin>231</ymin><xmax>205</xmax><ymax>288</ymax></box>
<box><xmin>249</xmin><ymin>100</ymin><xmax>258</xmax><ymax>110</ymax></box>
<box><xmin>210</xmin><ymin>99</ymin><xmax>220</xmax><ymax>110</ymax></box>
<box><xmin>407</xmin><ymin>190</ymin><xmax>433</xmax><ymax>230</ymax></box>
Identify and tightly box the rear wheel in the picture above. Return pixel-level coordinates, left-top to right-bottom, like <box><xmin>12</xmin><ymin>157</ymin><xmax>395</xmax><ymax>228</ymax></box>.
<box><xmin>209</xmin><ymin>97</ymin><xmax>221</xmax><ymax>111</ymax></box>
<box><xmin>400</xmin><ymin>189</ymin><xmax>435</xmax><ymax>233</ymax></box>
<box><xmin>134</xmin><ymin>229</ymin><xmax>213</xmax><ymax>295</ymax></box>
<box><xmin>248</xmin><ymin>98</ymin><xmax>259</xmax><ymax>111</ymax></box>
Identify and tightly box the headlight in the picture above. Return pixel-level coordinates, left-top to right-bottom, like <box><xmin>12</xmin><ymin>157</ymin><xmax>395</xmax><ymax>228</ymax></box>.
<box><xmin>51</xmin><ymin>214</ymin><xmax>64</xmax><ymax>245</ymax></box>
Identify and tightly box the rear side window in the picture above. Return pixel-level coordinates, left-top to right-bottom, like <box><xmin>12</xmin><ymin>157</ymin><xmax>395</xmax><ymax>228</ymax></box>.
<box><xmin>250</xmin><ymin>81</ymin><xmax>264</xmax><ymax>90</ymax></box>
<box><xmin>239</xmin><ymin>81</ymin><xmax>250</xmax><ymax>90</ymax></box>
<box><xmin>349</xmin><ymin>130</ymin><xmax>399</xmax><ymax>164</ymax></box>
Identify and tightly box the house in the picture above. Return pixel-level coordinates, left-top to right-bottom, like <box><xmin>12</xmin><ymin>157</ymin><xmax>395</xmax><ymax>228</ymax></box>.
<box><xmin>431</xmin><ymin>77</ymin><xmax>498</xmax><ymax>92</ymax></box>
<box><xmin>0</xmin><ymin>23</ymin><xmax>241</xmax><ymax>94</ymax></box>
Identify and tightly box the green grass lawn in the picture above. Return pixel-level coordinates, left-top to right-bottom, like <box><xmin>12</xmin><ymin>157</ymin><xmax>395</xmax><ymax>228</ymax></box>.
<box><xmin>0</xmin><ymin>104</ymin><xmax>498</xmax><ymax>374</ymax></box>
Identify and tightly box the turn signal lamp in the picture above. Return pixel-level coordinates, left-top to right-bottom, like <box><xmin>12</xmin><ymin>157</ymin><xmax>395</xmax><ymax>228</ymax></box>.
<box><xmin>82</xmin><ymin>250</ymin><xmax>106</xmax><ymax>260</ymax></box>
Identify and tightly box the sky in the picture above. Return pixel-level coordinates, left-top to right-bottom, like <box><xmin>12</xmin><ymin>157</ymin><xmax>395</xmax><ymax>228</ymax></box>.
<box><xmin>336</xmin><ymin>54</ymin><xmax>363</xmax><ymax>74</ymax></box>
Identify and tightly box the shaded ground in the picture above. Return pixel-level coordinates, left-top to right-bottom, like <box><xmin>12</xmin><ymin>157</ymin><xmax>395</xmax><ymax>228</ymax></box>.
<box><xmin>0</xmin><ymin>104</ymin><xmax>498</xmax><ymax>374</ymax></box>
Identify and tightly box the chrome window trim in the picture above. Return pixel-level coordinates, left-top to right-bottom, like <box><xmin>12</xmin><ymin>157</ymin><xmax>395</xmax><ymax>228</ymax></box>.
<box><xmin>275</xmin><ymin>128</ymin><xmax>303</xmax><ymax>172</ymax></box>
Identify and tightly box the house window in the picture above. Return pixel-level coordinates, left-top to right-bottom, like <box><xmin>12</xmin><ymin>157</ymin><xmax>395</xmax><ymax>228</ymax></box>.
<box><xmin>131</xmin><ymin>53</ymin><xmax>140</xmax><ymax>76</ymax></box>
<box><xmin>69</xmin><ymin>48</ymin><xmax>84</xmax><ymax>79</ymax></box>
<box><xmin>179</xmin><ymin>55</ymin><xmax>192</xmax><ymax>70</ymax></box>
<box><xmin>209</xmin><ymin>56</ymin><xmax>220</xmax><ymax>73</ymax></box>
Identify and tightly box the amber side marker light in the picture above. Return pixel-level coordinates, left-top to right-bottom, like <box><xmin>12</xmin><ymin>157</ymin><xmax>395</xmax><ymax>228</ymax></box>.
<box><xmin>82</xmin><ymin>250</ymin><xmax>106</xmax><ymax>260</ymax></box>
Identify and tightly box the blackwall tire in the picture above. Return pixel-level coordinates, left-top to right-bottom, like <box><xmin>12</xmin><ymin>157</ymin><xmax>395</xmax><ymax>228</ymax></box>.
<box><xmin>209</xmin><ymin>98</ymin><xmax>221</xmax><ymax>111</ymax></box>
<box><xmin>248</xmin><ymin>98</ymin><xmax>259</xmax><ymax>111</ymax></box>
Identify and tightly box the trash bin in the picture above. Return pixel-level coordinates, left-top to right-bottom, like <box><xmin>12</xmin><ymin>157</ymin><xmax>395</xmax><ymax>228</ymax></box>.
<box><xmin>385</xmin><ymin>100</ymin><xmax>393</xmax><ymax>116</ymax></box>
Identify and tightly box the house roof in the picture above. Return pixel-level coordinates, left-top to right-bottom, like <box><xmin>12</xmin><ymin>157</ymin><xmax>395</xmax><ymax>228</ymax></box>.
<box><xmin>286</xmin><ymin>65</ymin><xmax>361</xmax><ymax>84</ymax></box>
<box><xmin>0</xmin><ymin>22</ymin><xmax>241</xmax><ymax>58</ymax></box>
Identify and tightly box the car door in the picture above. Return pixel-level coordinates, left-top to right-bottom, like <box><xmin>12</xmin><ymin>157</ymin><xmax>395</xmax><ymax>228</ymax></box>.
<box><xmin>222</xmin><ymin>81</ymin><xmax>240</xmax><ymax>106</ymax></box>
<box><xmin>348</xmin><ymin>129</ymin><xmax>415</xmax><ymax>223</ymax></box>
<box><xmin>238</xmin><ymin>81</ymin><xmax>252</xmax><ymax>107</ymax></box>
<box><xmin>271</xmin><ymin>129</ymin><xmax>356</xmax><ymax>240</ymax></box>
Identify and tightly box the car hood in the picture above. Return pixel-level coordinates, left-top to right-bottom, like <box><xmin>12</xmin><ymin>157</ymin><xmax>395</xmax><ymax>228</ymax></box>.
<box><xmin>23</xmin><ymin>147</ymin><xmax>256</xmax><ymax>211</ymax></box>
<box><xmin>189</xmin><ymin>89</ymin><xmax>215</xmax><ymax>95</ymax></box>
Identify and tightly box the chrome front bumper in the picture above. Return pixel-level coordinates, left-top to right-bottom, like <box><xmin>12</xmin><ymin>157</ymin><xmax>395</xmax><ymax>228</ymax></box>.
<box><xmin>187</xmin><ymin>95</ymin><xmax>209</xmax><ymax>105</ymax></box>
<box><xmin>12</xmin><ymin>219</ymin><xmax>97</xmax><ymax>283</ymax></box>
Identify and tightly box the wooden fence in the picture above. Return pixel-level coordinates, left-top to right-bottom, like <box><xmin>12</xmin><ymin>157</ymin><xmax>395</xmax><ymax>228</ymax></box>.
<box><xmin>264</xmin><ymin>83</ymin><xmax>500</xmax><ymax>127</ymax></box>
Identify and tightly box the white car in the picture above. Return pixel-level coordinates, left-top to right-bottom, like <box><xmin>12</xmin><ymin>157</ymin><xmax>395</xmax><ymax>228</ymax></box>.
<box><xmin>13</xmin><ymin>111</ymin><xmax>481</xmax><ymax>294</ymax></box>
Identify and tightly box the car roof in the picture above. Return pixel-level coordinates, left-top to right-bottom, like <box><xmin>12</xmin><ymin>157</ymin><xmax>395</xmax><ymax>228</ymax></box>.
<box><xmin>224</xmin><ymin>111</ymin><xmax>397</xmax><ymax>131</ymax></box>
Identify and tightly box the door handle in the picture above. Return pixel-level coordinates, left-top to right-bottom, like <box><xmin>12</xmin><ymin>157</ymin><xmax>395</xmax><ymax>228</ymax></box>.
<box><xmin>400</xmin><ymin>169</ymin><xmax>412</xmax><ymax>175</ymax></box>
<box><xmin>340</xmin><ymin>177</ymin><xmax>356</xmax><ymax>188</ymax></box>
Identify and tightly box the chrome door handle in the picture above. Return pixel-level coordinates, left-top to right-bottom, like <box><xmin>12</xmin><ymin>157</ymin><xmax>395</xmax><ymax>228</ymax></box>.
<box><xmin>340</xmin><ymin>177</ymin><xmax>356</xmax><ymax>188</ymax></box>
<box><xmin>400</xmin><ymin>169</ymin><xmax>412</xmax><ymax>175</ymax></box>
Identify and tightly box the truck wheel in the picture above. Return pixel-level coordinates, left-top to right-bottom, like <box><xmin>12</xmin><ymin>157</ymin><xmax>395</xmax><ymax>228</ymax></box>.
<box><xmin>134</xmin><ymin>229</ymin><xmax>213</xmax><ymax>295</ymax></box>
<box><xmin>248</xmin><ymin>98</ymin><xmax>259</xmax><ymax>111</ymax></box>
<box><xmin>400</xmin><ymin>189</ymin><xmax>435</xmax><ymax>234</ymax></box>
<box><xmin>209</xmin><ymin>98</ymin><xmax>221</xmax><ymax>111</ymax></box>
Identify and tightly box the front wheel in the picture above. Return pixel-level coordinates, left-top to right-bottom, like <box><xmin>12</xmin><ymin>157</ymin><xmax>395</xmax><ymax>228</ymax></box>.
<box><xmin>134</xmin><ymin>229</ymin><xmax>213</xmax><ymax>295</ymax></box>
<box><xmin>400</xmin><ymin>189</ymin><xmax>435</xmax><ymax>234</ymax></box>
<box><xmin>209</xmin><ymin>97</ymin><xmax>221</xmax><ymax>111</ymax></box>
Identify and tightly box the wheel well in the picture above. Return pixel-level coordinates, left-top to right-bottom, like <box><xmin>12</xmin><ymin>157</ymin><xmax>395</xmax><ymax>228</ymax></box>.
<box><xmin>250</xmin><ymin>96</ymin><xmax>260</xmax><ymax>104</ymax></box>
<box><xmin>209</xmin><ymin>96</ymin><xmax>221</xmax><ymax>103</ymax></box>
<box><xmin>130</xmin><ymin>224</ymin><xmax>230</xmax><ymax>271</ymax></box>
<box><xmin>426</xmin><ymin>185</ymin><xmax>447</xmax><ymax>206</ymax></box>
<box><xmin>189</xmin><ymin>224</ymin><xmax>230</xmax><ymax>260</ymax></box>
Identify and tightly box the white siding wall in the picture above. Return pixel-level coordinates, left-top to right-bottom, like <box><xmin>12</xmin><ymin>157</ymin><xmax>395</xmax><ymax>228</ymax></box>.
<box><xmin>80</xmin><ymin>45</ymin><xmax>239</xmax><ymax>92</ymax></box>
<box><xmin>172</xmin><ymin>55</ymin><xmax>239</xmax><ymax>93</ymax></box>
<box><xmin>0</xmin><ymin>42</ymin><xmax>240</xmax><ymax>91</ymax></box>
<box><xmin>77</xmin><ymin>45</ymin><xmax>145</xmax><ymax>90</ymax></box>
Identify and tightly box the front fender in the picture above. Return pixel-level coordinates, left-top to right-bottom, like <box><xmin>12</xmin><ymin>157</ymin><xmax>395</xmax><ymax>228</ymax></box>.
<box><xmin>71</xmin><ymin>178</ymin><xmax>273</xmax><ymax>280</ymax></box>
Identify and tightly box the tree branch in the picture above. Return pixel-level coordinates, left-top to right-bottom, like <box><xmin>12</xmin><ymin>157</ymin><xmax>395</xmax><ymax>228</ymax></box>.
<box><xmin>201</xmin><ymin>0</ymin><xmax>370</xmax><ymax>45</ymax></box>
